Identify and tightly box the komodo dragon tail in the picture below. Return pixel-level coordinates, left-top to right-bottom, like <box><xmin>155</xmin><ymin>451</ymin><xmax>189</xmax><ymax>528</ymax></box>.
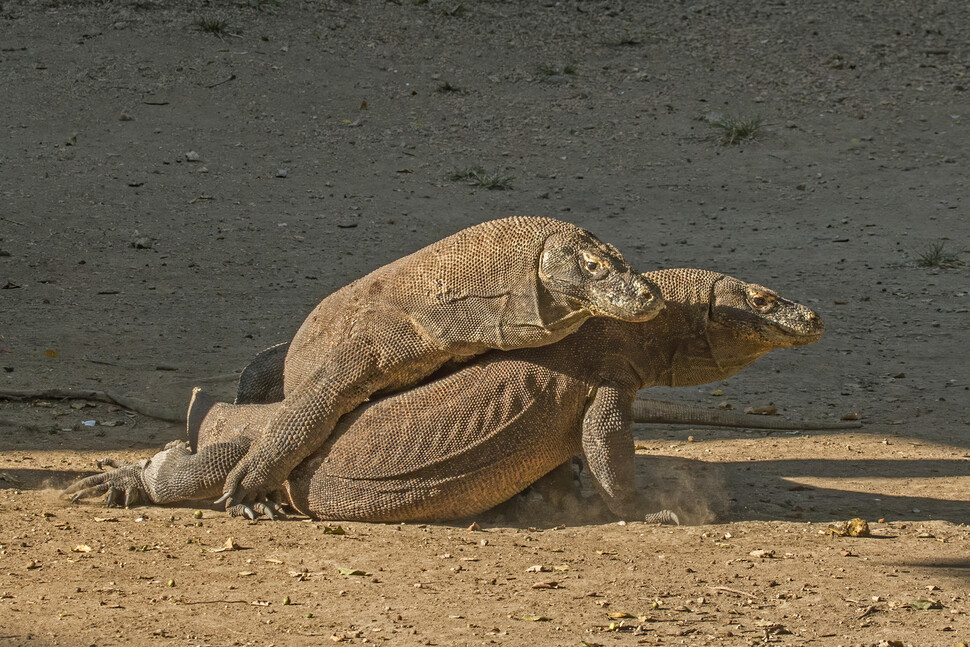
<box><xmin>633</xmin><ymin>398</ymin><xmax>862</xmax><ymax>430</ymax></box>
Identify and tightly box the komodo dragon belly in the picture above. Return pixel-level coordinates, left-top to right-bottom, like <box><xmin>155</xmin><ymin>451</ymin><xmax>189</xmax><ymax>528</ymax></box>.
<box><xmin>285</xmin><ymin>357</ymin><xmax>587</xmax><ymax>522</ymax></box>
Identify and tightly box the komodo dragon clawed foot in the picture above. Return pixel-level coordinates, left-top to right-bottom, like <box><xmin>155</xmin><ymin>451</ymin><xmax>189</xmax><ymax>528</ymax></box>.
<box><xmin>643</xmin><ymin>509</ymin><xmax>680</xmax><ymax>525</ymax></box>
<box><xmin>64</xmin><ymin>459</ymin><xmax>152</xmax><ymax>508</ymax></box>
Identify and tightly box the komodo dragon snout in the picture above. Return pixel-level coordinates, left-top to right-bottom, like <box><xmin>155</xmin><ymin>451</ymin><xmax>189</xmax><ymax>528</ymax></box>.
<box><xmin>538</xmin><ymin>230</ymin><xmax>663</xmax><ymax>323</ymax></box>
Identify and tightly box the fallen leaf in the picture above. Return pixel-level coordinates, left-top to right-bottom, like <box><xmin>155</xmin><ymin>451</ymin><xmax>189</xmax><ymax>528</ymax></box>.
<box><xmin>607</xmin><ymin>612</ymin><xmax>634</xmax><ymax>619</ymax></box>
<box><xmin>209</xmin><ymin>537</ymin><xmax>241</xmax><ymax>553</ymax></box>
<box><xmin>44</xmin><ymin>349</ymin><xmax>59</xmax><ymax>358</ymax></box>
<box><xmin>520</xmin><ymin>615</ymin><xmax>551</xmax><ymax>622</ymax></box>
<box><xmin>338</xmin><ymin>568</ymin><xmax>369</xmax><ymax>576</ymax></box>
<box><xmin>531</xmin><ymin>581</ymin><xmax>560</xmax><ymax>589</ymax></box>
<box><xmin>910</xmin><ymin>599</ymin><xmax>943</xmax><ymax>610</ymax></box>
<box><xmin>321</xmin><ymin>525</ymin><xmax>345</xmax><ymax>535</ymax></box>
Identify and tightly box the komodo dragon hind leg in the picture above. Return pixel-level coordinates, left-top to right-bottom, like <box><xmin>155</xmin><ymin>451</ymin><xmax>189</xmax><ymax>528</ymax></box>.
<box><xmin>65</xmin><ymin>434</ymin><xmax>257</xmax><ymax>511</ymax></box>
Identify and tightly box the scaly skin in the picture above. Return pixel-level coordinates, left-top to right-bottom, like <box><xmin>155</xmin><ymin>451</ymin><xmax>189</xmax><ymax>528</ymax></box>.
<box><xmin>67</xmin><ymin>269</ymin><xmax>825</xmax><ymax>524</ymax></box>
<box><xmin>218</xmin><ymin>217</ymin><xmax>663</xmax><ymax>514</ymax></box>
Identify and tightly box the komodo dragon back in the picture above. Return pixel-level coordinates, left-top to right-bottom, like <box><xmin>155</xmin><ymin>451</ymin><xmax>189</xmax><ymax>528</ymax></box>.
<box><xmin>219</xmin><ymin>216</ymin><xmax>663</xmax><ymax>516</ymax></box>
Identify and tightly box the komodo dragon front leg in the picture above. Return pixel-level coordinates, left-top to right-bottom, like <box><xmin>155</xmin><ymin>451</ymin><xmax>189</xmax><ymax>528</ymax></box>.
<box><xmin>581</xmin><ymin>380</ymin><xmax>678</xmax><ymax>524</ymax></box>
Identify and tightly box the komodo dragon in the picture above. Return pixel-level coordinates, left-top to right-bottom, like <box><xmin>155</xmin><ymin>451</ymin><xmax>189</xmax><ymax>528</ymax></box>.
<box><xmin>216</xmin><ymin>216</ymin><xmax>663</xmax><ymax>516</ymax></box>
<box><xmin>66</xmin><ymin>268</ymin><xmax>831</xmax><ymax>524</ymax></box>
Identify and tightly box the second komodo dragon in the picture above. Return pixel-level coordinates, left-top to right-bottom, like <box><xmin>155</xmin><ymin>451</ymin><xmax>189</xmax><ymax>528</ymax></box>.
<box><xmin>67</xmin><ymin>268</ymin><xmax>826</xmax><ymax>523</ymax></box>
<box><xmin>217</xmin><ymin>216</ymin><xmax>662</xmax><ymax>516</ymax></box>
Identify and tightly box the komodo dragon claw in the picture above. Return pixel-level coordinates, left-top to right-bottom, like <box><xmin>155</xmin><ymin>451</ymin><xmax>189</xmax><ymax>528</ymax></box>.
<box><xmin>226</xmin><ymin>497</ymin><xmax>287</xmax><ymax>521</ymax></box>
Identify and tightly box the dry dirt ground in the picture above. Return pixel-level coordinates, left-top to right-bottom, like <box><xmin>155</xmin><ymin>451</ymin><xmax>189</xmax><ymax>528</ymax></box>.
<box><xmin>1</xmin><ymin>1</ymin><xmax>969</xmax><ymax>645</ymax></box>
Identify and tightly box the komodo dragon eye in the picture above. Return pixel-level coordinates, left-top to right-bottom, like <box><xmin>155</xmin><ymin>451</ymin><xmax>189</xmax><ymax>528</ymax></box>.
<box><xmin>580</xmin><ymin>254</ymin><xmax>608</xmax><ymax>279</ymax></box>
<box><xmin>746</xmin><ymin>290</ymin><xmax>776</xmax><ymax>312</ymax></box>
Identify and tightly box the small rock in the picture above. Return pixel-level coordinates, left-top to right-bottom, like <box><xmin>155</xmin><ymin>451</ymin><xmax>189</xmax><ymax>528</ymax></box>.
<box><xmin>184</xmin><ymin>151</ymin><xmax>201</xmax><ymax>162</ymax></box>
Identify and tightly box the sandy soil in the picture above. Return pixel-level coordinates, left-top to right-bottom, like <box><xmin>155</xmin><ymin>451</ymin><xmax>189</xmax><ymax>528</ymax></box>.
<box><xmin>1</xmin><ymin>1</ymin><xmax>968</xmax><ymax>645</ymax></box>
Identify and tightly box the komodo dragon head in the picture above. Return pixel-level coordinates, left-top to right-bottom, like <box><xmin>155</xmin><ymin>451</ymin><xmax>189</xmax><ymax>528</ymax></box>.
<box><xmin>536</xmin><ymin>229</ymin><xmax>664</xmax><ymax>324</ymax></box>
<box><xmin>642</xmin><ymin>268</ymin><xmax>824</xmax><ymax>387</ymax></box>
